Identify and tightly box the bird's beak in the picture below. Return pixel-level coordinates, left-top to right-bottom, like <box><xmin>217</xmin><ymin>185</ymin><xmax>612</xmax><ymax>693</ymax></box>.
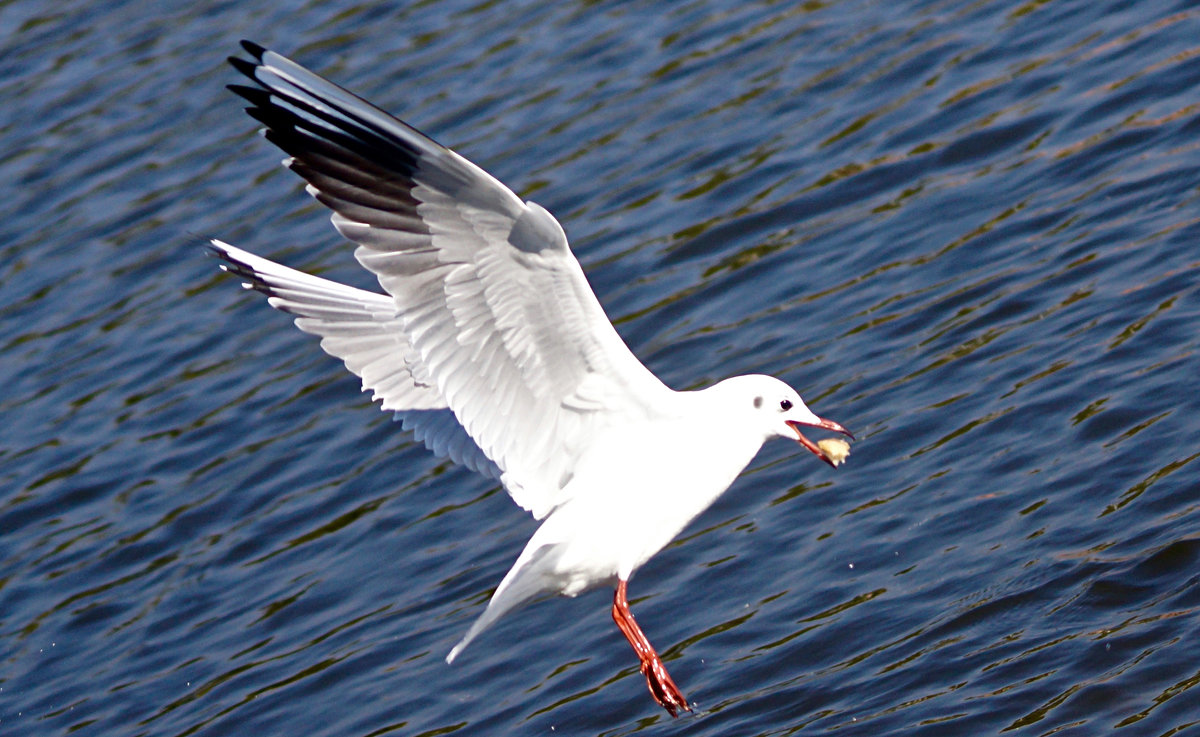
<box><xmin>786</xmin><ymin>418</ymin><xmax>855</xmax><ymax>468</ymax></box>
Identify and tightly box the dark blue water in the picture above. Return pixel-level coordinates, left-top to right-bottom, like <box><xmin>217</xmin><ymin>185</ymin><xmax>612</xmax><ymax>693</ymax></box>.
<box><xmin>3</xmin><ymin>1</ymin><xmax>1200</xmax><ymax>734</ymax></box>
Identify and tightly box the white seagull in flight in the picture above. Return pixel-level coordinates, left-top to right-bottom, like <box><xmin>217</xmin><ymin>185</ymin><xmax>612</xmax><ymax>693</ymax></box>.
<box><xmin>210</xmin><ymin>41</ymin><xmax>853</xmax><ymax>716</ymax></box>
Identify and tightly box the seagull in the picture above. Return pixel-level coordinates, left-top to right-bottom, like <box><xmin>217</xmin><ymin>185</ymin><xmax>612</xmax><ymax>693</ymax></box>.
<box><xmin>209</xmin><ymin>41</ymin><xmax>853</xmax><ymax>717</ymax></box>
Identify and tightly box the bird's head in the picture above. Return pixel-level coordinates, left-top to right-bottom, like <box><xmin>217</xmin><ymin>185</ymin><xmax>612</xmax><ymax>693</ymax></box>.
<box><xmin>718</xmin><ymin>375</ymin><xmax>854</xmax><ymax>468</ymax></box>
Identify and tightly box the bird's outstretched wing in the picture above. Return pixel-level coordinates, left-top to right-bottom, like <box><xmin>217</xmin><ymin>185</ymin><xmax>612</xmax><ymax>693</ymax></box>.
<box><xmin>210</xmin><ymin>240</ymin><xmax>500</xmax><ymax>479</ymax></box>
<box><xmin>223</xmin><ymin>42</ymin><xmax>671</xmax><ymax>518</ymax></box>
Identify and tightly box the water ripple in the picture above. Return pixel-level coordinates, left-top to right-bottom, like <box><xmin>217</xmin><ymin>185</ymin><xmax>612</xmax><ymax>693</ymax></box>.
<box><xmin>3</xmin><ymin>0</ymin><xmax>1200</xmax><ymax>735</ymax></box>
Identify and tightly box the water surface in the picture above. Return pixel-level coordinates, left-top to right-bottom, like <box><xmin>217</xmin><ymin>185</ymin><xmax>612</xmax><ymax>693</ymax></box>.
<box><xmin>3</xmin><ymin>1</ymin><xmax>1200</xmax><ymax>735</ymax></box>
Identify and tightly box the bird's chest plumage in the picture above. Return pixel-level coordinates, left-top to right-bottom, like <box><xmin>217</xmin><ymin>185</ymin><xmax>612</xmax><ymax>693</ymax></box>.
<box><xmin>549</xmin><ymin>420</ymin><xmax>765</xmax><ymax>581</ymax></box>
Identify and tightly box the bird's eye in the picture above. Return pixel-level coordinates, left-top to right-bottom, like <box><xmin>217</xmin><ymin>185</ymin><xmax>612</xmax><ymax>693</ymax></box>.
<box><xmin>753</xmin><ymin>396</ymin><xmax>763</xmax><ymax>409</ymax></box>
<box><xmin>780</xmin><ymin>399</ymin><xmax>793</xmax><ymax>411</ymax></box>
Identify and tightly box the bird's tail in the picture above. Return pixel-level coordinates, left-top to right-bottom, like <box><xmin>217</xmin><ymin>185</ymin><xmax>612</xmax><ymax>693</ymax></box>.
<box><xmin>446</xmin><ymin>544</ymin><xmax>559</xmax><ymax>663</ymax></box>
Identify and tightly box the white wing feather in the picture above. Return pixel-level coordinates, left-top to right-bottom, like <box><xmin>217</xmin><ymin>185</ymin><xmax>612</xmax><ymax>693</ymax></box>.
<box><xmin>223</xmin><ymin>43</ymin><xmax>671</xmax><ymax>518</ymax></box>
<box><xmin>209</xmin><ymin>240</ymin><xmax>500</xmax><ymax>478</ymax></box>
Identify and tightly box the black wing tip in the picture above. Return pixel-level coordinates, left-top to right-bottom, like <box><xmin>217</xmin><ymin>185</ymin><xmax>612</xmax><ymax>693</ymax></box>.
<box><xmin>203</xmin><ymin>238</ymin><xmax>227</xmax><ymax>258</ymax></box>
<box><xmin>207</xmin><ymin>242</ymin><xmax>276</xmax><ymax>295</ymax></box>
<box><xmin>239</xmin><ymin>39</ymin><xmax>267</xmax><ymax>60</ymax></box>
<box><xmin>228</xmin><ymin>55</ymin><xmax>260</xmax><ymax>81</ymax></box>
<box><xmin>205</xmin><ymin>239</ymin><xmax>244</xmax><ymax>268</ymax></box>
<box><xmin>227</xmin><ymin>84</ymin><xmax>271</xmax><ymax>107</ymax></box>
<box><xmin>229</xmin><ymin>41</ymin><xmax>273</xmax><ymax>83</ymax></box>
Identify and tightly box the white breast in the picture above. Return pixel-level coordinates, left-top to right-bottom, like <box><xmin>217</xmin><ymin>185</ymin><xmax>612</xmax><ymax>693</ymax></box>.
<box><xmin>536</xmin><ymin>417</ymin><xmax>767</xmax><ymax>585</ymax></box>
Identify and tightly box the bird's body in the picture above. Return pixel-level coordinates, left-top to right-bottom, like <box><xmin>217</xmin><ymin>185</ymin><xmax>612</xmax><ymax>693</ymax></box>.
<box><xmin>211</xmin><ymin>42</ymin><xmax>852</xmax><ymax>716</ymax></box>
<box><xmin>448</xmin><ymin>379</ymin><xmax>781</xmax><ymax>662</ymax></box>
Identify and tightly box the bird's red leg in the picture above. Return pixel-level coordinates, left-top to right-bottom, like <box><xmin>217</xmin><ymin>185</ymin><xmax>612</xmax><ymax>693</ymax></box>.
<box><xmin>612</xmin><ymin>579</ymin><xmax>691</xmax><ymax>717</ymax></box>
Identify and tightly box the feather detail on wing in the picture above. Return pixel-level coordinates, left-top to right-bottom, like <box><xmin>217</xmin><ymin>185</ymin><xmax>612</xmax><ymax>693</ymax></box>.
<box><xmin>224</xmin><ymin>43</ymin><xmax>671</xmax><ymax>518</ymax></box>
<box><xmin>208</xmin><ymin>240</ymin><xmax>499</xmax><ymax>479</ymax></box>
